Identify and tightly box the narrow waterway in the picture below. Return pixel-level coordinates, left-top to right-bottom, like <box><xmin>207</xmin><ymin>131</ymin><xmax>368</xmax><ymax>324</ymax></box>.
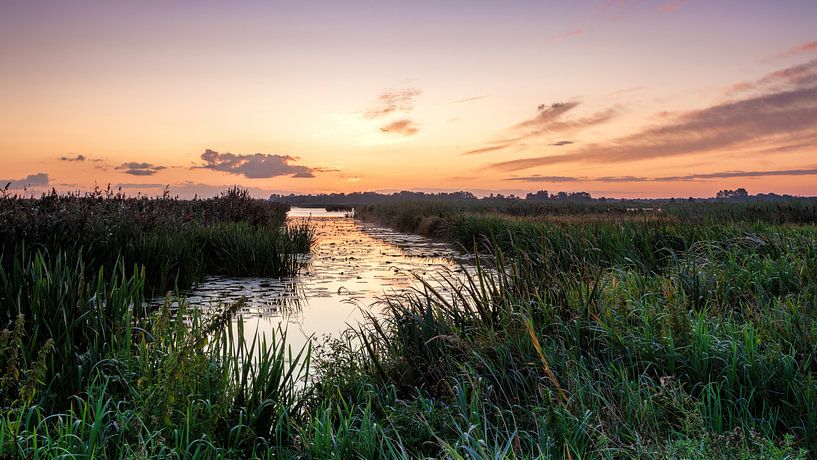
<box><xmin>180</xmin><ymin>207</ymin><xmax>471</xmax><ymax>352</ymax></box>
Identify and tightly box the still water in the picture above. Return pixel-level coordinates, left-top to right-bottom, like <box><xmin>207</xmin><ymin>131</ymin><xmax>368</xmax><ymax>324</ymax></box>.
<box><xmin>179</xmin><ymin>207</ymin><xmax>469</xmax><ymax>351</ymax></box>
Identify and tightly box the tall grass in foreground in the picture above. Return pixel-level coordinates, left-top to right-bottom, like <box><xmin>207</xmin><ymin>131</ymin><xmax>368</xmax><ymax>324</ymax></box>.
<box><xmin>311</xmin><ymin>220</ymin><xmax>816</xmax><ymax>458</ymax></box>
<box><xmin>3</xmin><ymin>203</ymin><xmax>816</xmax><ymax>457</ymax></box>
<box><xmin>1</xmin><ymin>252</ymin><xmax>312</xmax><ymax>458</ymax></box>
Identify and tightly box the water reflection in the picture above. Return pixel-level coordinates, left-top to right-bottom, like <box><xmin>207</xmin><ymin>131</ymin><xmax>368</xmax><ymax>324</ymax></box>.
<box><xmin>175</xmin><ymin>207</ymin><xmax>469</xmax><ymax>351</ymax></box>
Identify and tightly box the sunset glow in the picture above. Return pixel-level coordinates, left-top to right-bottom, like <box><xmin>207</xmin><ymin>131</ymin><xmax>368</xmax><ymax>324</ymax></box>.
<box><xmin>2</xmin><ymin>0</ymin><xmax>817</xmax><ymax>198</ymax></box>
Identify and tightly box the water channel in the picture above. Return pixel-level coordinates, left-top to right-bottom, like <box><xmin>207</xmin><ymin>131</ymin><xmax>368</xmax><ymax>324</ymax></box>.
<box><xmin>178</xmin><ymin>207</ymin><xmax>472</xmax><ymax>352</ymax></box>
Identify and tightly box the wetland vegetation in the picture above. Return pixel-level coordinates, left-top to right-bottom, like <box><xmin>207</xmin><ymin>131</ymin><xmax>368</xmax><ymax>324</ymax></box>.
<box><xmin>1</xmin><ymin>189</ymin><xmax>816</xmax><ymax>458</ymax></box>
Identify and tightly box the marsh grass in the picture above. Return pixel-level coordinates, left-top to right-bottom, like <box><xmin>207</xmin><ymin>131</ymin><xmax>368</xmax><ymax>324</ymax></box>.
<box><xmin>3</xmin><ymin>195</ymin><xmax>817</xmax><ymax>458</ymax></box>
<box><xmin>0</xmin><ymin>257</ymin><xmax>313</xmax><ymax>458</ymax></box>
<box><xmin>0</xmin><ymin>187</ymin><xmax>313</xmax><ymax>294</ymax></box>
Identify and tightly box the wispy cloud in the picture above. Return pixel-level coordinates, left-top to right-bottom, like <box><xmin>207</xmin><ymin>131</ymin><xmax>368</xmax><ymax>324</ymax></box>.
<box><xmin>463</xmin><ymin>102</ymin><xmax>616</xmax><ymax>155</ymax></box>
<box><xmin>464</xmin><ymin>143</ymin><xmax>516</xmax><ymax>155</ymax></box>
<box><xmin>658</xmin><ymin>0</ymin><xmax>686</xmax><ymax>13</ymax></box>
<box><xmin>116</xmin><ymin>162</ymin><xmax>166</xmax><ymax>176</ymax></box>
<box><xmin>492</xmin><ymin>59</ymin><xmax>817</xmax><ymax>171</ymax></box>
<box><xmin>2</xmin><ymin>173</ymin><xmax>50</xmax><ymax>188</ymax></box>
<box><xmin>364</xmin><ymin>88</ymin><xmax>422</xmax><ymax>119</ymax></box>
<box><xmin>195</xmin><ymin>149</ymin><xmax>321</xmax><ymax>179</ymax></box>
<box><xmin>505</xmin><ymin>175</ymin><xmax>580</xmax><ymax>183</ymax></box>
<box><xmin>513</xmin><ymin>102</ymin><xmax>580</xmax><ymax>130</ymax></box>
<box><xmin>729</xmin><ymin>58</ymin><xmax>817</xmax><ymax>95</ymax></box>
<box><xmin>380</xmin><ymin>119</ymin><xmax>419</xmax><ymax>136</ymax></box>
<box><xmin>552</xmin><ymin>28</ymin><xmax>583</xmax><ymax>42</ymax></box>
<box><xmin>760</xmin><ymin>40</ymin><xmax>817</xmax><ymax>63</ymax></box>
<box><xmin>453</xmin><ymin>95</ymin><xmax>488</xmax><ymax>103</ymax></box>
<box><xmin>505</xmin><ymin>166</ymin><xmax>817</xmax><ymax>183</ymax></box>
<box><xmin>605</xmin><ymin>86</ymin><xmax>647</xmax><ymax>97</ymax></box>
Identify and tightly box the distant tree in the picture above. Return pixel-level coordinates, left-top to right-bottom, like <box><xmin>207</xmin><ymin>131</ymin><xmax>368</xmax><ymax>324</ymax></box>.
<box><xmin>716</xmin><ymin>188</ymin><xmax>749</xmax><ymax>200</ymax></box>
<box><xmin>569</xmin><ymin>192</ymin><xmax>592</xmax><ymax>201</ymax></box>
<box><xmin>526</xmin><ymin>190</ymin><xmax>550</xmax><ymax>201</ymax></box>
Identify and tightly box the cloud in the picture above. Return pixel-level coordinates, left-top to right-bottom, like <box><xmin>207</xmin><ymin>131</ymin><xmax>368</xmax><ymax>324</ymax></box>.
<box><xmin>492</xmin><ymin>60</ymin><xmax>817</xmax><ymax>171</ymax></box>
<box><xmin>380</xmin><ymin>119</ymin><xmax>419</xmax><ymax>136</ymax></box>
<box><xmin>504</xmin><ymin>166</ymin><xmax>817</xmax><ymax>183</ymax></box>
<box><xmin>730</xmin><ymin>58</ymin><xmax>817</xmax><ymax>95</ymax></box>
<box><xmin>605</xmin><ymin>86</ymin><xmax>647</xmax><ymax>97</ymax></box>
<box><xmin>364</xmin><ymin>88</ymin><xmax>422</xmax><ymax>119</ymax></box>
<box><xmin>2</xmin><ymin>173</ymin><xmax>50</xmax><ymax>188</ymax></box>
<box><xmin>464</xmin><ymin>143</ymin><xmax>516</xmax><ymax>155</ymax></box>
<box><xmin>513</xmin><ymin>102</ymin><xmax>581</xmax><ymax>131</ymax></box>
<box><xmin>195</xmin><ymin>149</ymin><xmax>320</xmax><ymax>179</ymax></box>
<box><xmin>58</xmin><ymin>154</ymin><xmax>107</xmax><ymax>164</ymax></box>
<box><xmin>552</xmin><ymin>28</ymin><xmax>583</xmax><ymax>42</ymax></box>
<box><xmin>59</xmin><ymin>154</ymin><xmax>86</xmax><ymax>162</ymax></box>
<box><xmin>453</xmin><ymin>95</ymin><xmax>489</xmax><ymax>103</ymax></box>
<box><xmin>463</xmin><ymin>102</ymin><xmax>616</xmax><ymax>155</ymax></box>
<box><xmin>760</xmin><ymin>40</ymin><xmax>817</xmax><ymax>63</ymax></box>
<box><xmin>658</xmin><ymin>0</ymin><xmax>686</xmax><ymax>13</ymax></box>
<box><xmin>525</xmin><ymin>108</ymin><xmax>617</xmax><ymax>136</ymax></box>
<box><xmin>116</xmin><ymin>162</ymin><xmax>166</xmax><ymax>176</ymax></box>
<box><xmin>505</xmin><ymin>175</ymin><xmax>580</xmax><ymax>183</ymax></box>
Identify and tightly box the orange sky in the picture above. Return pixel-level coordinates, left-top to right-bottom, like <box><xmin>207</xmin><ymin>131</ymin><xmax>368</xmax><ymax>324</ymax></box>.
<box><xmin>2</xmin><ymin>1</ymin><xmax>817</xmax><ymax>198</ymax></box>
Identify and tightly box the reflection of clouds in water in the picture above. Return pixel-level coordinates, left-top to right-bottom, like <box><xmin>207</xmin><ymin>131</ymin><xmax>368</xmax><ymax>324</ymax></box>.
<box><xmin>169</xmin><ymin>215</ymin><xmax>473</xmax><ymax>349</ymax></box>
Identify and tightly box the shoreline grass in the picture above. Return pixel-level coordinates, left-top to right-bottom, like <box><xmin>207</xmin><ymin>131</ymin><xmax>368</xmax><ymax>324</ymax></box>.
<box><xmin>2</xmin><ymin>195</ymin><xmax>816</xmax><ymax>458</ymax></box>
<box><xmin>1</xmin><ymin>187</ymin><xmax>313</xmax><ymax>294</ymax></box>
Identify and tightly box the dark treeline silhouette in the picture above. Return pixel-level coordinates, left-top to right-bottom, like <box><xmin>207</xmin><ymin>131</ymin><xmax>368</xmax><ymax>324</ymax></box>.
<box><xmin>272</xmin><ymin>188</ymin><xmax>812</xmax><ymax>207</ymax></box>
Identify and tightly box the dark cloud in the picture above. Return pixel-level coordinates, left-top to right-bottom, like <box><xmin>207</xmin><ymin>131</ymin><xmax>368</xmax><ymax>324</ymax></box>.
<box><xmin>59</xmin><ymin>154</ymin><xmax>86</xmax><ymax>162</ymax></box>
<box><xmin>492</xmin><ymin>60</ymin><xmax>817</xmax><ymax>171</ymax></box>
<box><xmin>2</xmin><ymin>173</ymin><xmax>50</xmax><ymax>188</ymax></box>
<box><xmin>59</xmin><ymin>154</ymin><xmax>107</xmax><ymax>163</ymax></box>
<box><xmin>116</xmin><ymin>162</ymin><xmax>166</xmax><ymax>176</ymax></box>
<box><xmin>195</xmin><ymin>149</ymin><xmax>318</xmax><ymax>179</ymax></box>
<box><xmin>364</xmin><ymin>88</ymin><xmax>422</xmax><ymax>119</ymax></box>
<box><xmin>380</xmin><ymin>119</ymin><xmax>419</xmax><ymax>136</ymax></box>
<box><xmin>504</xmin><ymin>166</ymin><xmax>817</xmax><ymax>183</ymax></box>
<box><xmin>550</xmin><ymin>140</ymin><xmax>574</xmax><ymax>147</ymax></box>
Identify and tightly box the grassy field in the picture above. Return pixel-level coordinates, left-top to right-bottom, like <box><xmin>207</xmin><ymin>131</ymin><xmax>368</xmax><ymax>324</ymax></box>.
<box><xmin>1</xmin><ymin>195</ymin><xmax>816</xmax><ymax>458</ymax></box>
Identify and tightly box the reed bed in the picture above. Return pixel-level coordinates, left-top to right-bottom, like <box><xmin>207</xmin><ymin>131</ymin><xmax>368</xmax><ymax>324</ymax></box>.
<box><xmin>2</xmin><ymin>195</ymin><xmax>816</xmax><ymax>457</ymax></box>
<box><xmin>0</xmin><ymin>187</ymin><xmax>313</xmax><ymax>294</ymax></box>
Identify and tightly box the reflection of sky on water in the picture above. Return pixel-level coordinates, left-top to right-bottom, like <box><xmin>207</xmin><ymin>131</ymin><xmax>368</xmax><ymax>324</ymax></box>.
<box><xmin>176</xmin><ymin>208</ymin><xmax>471</xmax><ymax>351</ymax></box>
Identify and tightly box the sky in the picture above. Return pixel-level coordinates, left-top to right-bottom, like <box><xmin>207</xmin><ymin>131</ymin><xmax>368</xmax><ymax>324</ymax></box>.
<box><xmin>1</xmin><ymin>0</ymin><xmax>817</xmax><ymax>198</ymax></box>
